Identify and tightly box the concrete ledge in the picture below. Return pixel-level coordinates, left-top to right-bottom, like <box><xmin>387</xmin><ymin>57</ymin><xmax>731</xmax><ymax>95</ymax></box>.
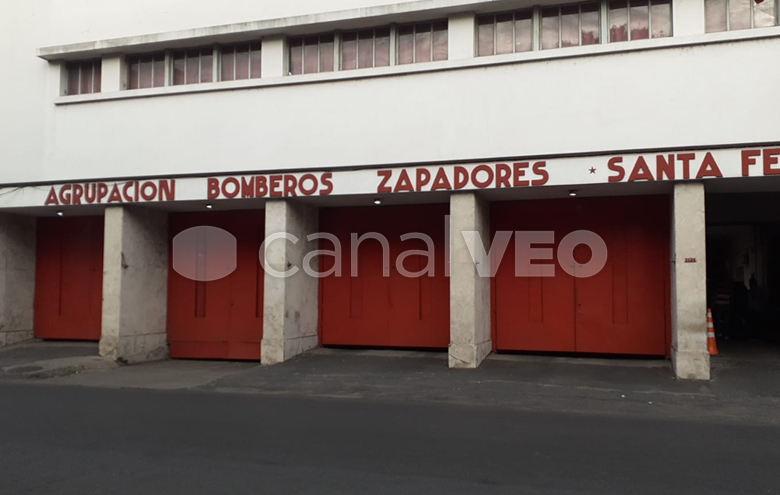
<box><xmin>261</xmin><ymin>335</ymin><xmax>318</xmax><ymax>365</ymax></box>
<box><xmin>672</xmin><ymin>348</ymin><xmax>711</xmax><ymax>380</ymax></box>
<box><xmin>448</xmin><ymin>341</ymin><xmax>492</xmax><ymax>369</ymax></box>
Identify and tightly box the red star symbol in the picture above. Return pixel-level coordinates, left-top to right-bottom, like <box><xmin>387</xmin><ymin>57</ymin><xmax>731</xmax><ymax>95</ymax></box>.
<box><xmin>589</xmin><ymin>167</ymin><xmax>596</xmax><ymax>174</ymax></box>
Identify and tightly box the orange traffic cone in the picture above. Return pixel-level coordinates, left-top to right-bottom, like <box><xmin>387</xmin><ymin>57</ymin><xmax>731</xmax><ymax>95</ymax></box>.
<box><xmin>707</xmin><ymin>308</ymin><xmax>719</xmax><ymax>356</ymax></box>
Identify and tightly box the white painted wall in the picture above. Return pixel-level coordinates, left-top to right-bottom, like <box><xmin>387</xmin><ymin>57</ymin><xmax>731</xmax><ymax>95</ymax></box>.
<box><xmin>1</xmin><ymin>0</ymin><xmax>779</xmax><ymax>186</ymax></box>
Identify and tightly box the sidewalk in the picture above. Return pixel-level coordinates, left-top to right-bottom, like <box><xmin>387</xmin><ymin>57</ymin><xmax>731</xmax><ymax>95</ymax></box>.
<box><xmin>2</xmin><ymin>341</ymin><xmax>779</xmax><ymax>426</ymax></box>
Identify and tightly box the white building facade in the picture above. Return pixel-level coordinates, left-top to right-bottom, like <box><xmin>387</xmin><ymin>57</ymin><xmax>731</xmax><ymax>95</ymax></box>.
<box><xmin>1</xmin><ymin>0</ymin><xmax>779</xmax><ymax>379</ymax></box>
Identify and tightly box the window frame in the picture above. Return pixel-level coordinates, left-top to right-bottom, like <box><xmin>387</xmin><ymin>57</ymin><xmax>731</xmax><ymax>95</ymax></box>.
<box><xmin>608</xmin><ymin>0</ymin><xmax>674</xmax><ymax>42</ymax></box>
<box><xmin>705</xmin><ymin>0</ymin><xmax>779</xmax><ymax>32</ymax></box>
<box><xmin>66</xmin><ymin>59</ymin><xmax>102</xmax><ymax>96</ymax></box>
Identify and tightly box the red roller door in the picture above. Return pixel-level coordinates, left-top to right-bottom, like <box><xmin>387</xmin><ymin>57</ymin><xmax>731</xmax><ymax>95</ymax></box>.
<box><xmin>320</xmin><ymin>205</ymin><xmax>449</xmax><ymax>349</ymax></box>
<box><xmin>493</xmin><ymin>196</ymin><xmax>669</xmax><ymax>356</ymax></box>
<box><xmin>34</xmin><ymin>216</ymin><xmax>104</xmax><ymax>341</ymax></box>
<box><xmin>167</xmin><ymin>210</ymin><xmax>264</xmax><ymax>360</ymax></box>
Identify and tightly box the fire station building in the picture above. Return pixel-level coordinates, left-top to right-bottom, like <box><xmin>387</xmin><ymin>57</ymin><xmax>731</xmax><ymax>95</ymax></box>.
<box><xmin>1</xmin><ymin>0</ymin><xmax>779</xmax><ymax>380</ymax></box>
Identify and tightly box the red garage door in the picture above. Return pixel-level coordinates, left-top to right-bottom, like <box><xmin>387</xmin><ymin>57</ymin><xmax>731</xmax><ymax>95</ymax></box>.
<box><xmin>493</xmin><ymin>196</ymin><xmax>669</xmax><ymax>356</ymax></box>
<box><xmin>167</xmin><ymin>211</ymin><xmax>264</xmax><ymax>360</ymax></box>
<box><xmin>320</xmin><ymin>205</ymin><xmax>449</xmax><ymax>349</ymax></box>
<box><xmin>34</xmin><ymin>216</ymin><xmax>104</xmax><ymax>341</ymax></box>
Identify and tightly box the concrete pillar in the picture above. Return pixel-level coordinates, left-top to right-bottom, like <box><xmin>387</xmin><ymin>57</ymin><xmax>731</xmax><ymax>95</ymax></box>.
<box><xmin>449</xmin><ymin>192</ymin><xmax>492</xmax><ymax>368</ymax></box>
<box><xmin>0</xmin><ymin>213</ymin><xmax>36</xmax><ymax>348</ymax></box>
<box><xmin>673</xmin><ymin>0</ymin><xmax>706</xmax><ymax>36</ymax></box>
<box><xmin>99</xmin><ymin>206</ymin><xmax>169</xmax><ymax>363</ymax></box>
<box><xmin>261</xmin><ymin>37</ymin><xmax>287</xmax><ymax>78</ymax></box>
<box><xmin>101</xmin><ymin>55</ymin><xmax>125</xmax><ymax>92</ymax></box>
<box><xmin>261</xmin><ymin>200</ymin><xmax>319</xmax><ymax>364</ymax></box>
<box><xmin>448</xmin><ymin>13</ymin><xmax>476</xmax><ymax>60</ymax></box>
<box><xmin>671</xmin><ymin>182</ymin><xmax>710</xmax><ymax>380</ymax></box>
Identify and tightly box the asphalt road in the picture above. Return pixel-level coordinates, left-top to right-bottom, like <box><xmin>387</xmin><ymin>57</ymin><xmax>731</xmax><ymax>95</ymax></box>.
<box><xmin>1</xmin><ymin>383</ymin><xmax>778</xmax><ymax>495</ymax></box>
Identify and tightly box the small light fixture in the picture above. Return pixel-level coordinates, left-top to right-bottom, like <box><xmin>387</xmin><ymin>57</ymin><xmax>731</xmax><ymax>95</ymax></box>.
<box><xmin>205</xmin><ymin>204</ymin><xmax>213</xmax><ymax>210</ymax></box>
<box><xmin>373</xmin><ymin>199</ymin><xmax>382</xmax><ymax>205</ymax></box>
<box><xmin>56</xmin><ymin>211</ymin><xmax>64</xmax><ymax>217</ymax></box>
<box><xmin>568</xmin><ymin>190</ymin><xmax>578</xmax><ymax>197</ymax></box>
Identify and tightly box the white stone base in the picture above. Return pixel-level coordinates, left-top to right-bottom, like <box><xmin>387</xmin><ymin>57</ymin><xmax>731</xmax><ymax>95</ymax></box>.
<box><xmin>448</xmin><ymin>340</ymin><xmax>492</xmax><ymax>369</ymax></box>
<box><xmin>0</xmin><ymin>330</ymin><xmax>34</xmax><ymax>348</ymax></box>
<box><xmin>99</xmin><ymin>333</ymin><xmax>168</xmax><ymax>364</ymax></box>
<box><xmin>261</xmin><ymin>335</ymin><xmax>318</xmax><ymax>365</ymax></box>
<box><xmin>672</xmin><ymin>347</ymin><xmax>711</xmax><ymax>380</ymax></box>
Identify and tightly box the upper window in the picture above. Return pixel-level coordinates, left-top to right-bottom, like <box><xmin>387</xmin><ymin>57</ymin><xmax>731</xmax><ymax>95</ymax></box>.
<box><xmin>541</xmin><ymin>3</ymin><xmax>602</xmax><ymax>50</ymax></box>
<box><xmin>705</xmin><ymin>0</ymin><xmax>777</xmax><ymax>32</ymax></box>
<box><xmin>609</xmin><ymin>0</ymin><xmax>672</xmax><ymax>42</ymax></box>
<box><xmin>398</xmin><ymin>21</ymin><xmax>448</xmax><ymax>64</ymax></box>
<box><xmin>342</xmin><ymin>28</ymin><xmax>391</xmax><ymax>70</ymax></box>
<box><xmin>288</xmin><ymin>35</ymin><xmax>335</xmax><ymax>75</ymax></box>
<box><xmin>127</xmin><ymin>53</ymin><xmax>166</xmax><ymax>89</ymax></box>
<box><xmin>221</xmin><ymin>42</ymin><xmax>262</xmax><ymax>81</ymax></box>
<box><xmin>172</xmin><ymin>48</ymin><xmax>214</xmax><ymax>86</ymax></box>
<box><xmin>478</xmin><ymin>11</ymin><xmax>534</xmax><ymax>56</ymax></box>
<box><xmin>66</xmin><ymin>60</ymin><xmax>101</xmax><ymax>95</ymax></box>
<box><xmin>288</xmin><ymin>22</ymin><xmax>448</xmax><ymax>74</ymax></box>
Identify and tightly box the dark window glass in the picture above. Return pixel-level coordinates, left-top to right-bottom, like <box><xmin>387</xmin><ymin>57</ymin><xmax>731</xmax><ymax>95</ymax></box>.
<box><xmin>630</xmin><ymin>0</ymin><xmax>650</xmax><ymax>40</ymax></box>
<box><xmin>235</xmin><ymin>44</ymin><xmax>250</xmax><ymax>79</ymax></box>
<box><xmin>432</xmin><ymin>21</ymin><xmax>448</xmax><ymax>60</ymax></box>
<box><xmin>398</xmin><ymin>24</ymin><xmax>415</xmax><ymax>64</ymax></box>
<box><xmin>358</xmin><ymin>30</ymin><xmax>374</xmax><ymax>69</ymax></box>
<box><xmin>303</xmin><ymin>36</ymin><xmax>319</xmax><ymax>74</ymax></box>
<box><xmin>319</xmin><ymin>35</ymin><xmax>334</xmax><ymax>72</ymax></box>
<box><xmin>342</xmin><ymin>32</ymin><xmax>358</xmax><ymax>70</ymax></box>
<box><xmin>609</xmin><ymin>0</ymin><xmax>629</xmax><ymax>41</ymax></box>
<box><xmin>581</xmin><ymin>3</ymin><xmax>601</xmax><ymax>44</ymax></box>
<box><xmin>250</xmin><ymin>42</ymin><xmax>262</xmax><ymax>78</ymax></box>
<box><xmin>375</xmin><ymin>28</ymin><xmax>391</xmax><ymax>67</ymax></box>
<box><xmin>651</xmin><ymin>0</ymin><xmax>672</xmax><ymax>37</ymax></box>
<box><xmin>477</xmin><ymin>16</ymin><xmax>495</xmax><ymax>56</ymax></box>
<box><xmin>542</xmin><ymin>8</ymin><xmax>560</xmax><ymax>49</ymax></box>
<box><xmin>415</xmin><ymin>22</ymin><xmax>432</xmax><ymax>63</ymax></box>
<box><xmin>288</xmin><ymin>38</ymin><xmax>303</xmax><ymax>75</ymax></box>
<box><xmin>67</xmin><ymin>62</ymin><xmax>81</xmax><ymax>95</ymax></box>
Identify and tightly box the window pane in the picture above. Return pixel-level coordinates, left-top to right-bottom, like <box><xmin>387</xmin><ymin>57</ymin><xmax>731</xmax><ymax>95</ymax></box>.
<box><xmin>433</xmin><ymin>21</ymin><xmax>448</xmax><ymax>60</ymax></box>
<box><xmin>375</xmin><ymin>28</ymin><xmax>390</xmax><ymax>67</ymax></box>
<box><xmin>581</xmin><ymin>3</ymin><xmax>601</xmax><ymax>44</ymax></box>
<box><xmin>67</xmin><ymin>63</ymin><xmax>80</xmax><ymax>95</ymax></box>
<box><xmin>495</xmin><ymin>13</ymin><xmax>514</xmax><ymax>54</ymax></box>
<box><xmin>415</xmin><ymin>23</ymin><xmax>432</xmax><ymax>63</ymax></box>
<box><xmin>705</xmin><ymin>0</ymin><xmax>728</xmax><ymax>31</ymax></box>
<box><xmin>288</xmin><ymin>38</ymin><xmax>302</xmax><ymax>75</ymax></box>
<box><xmin>93</xmin><ymin>61</ymin><xmax>101</xmax><ymax>93</ymax></box>
<box><xmin>515</xmin><ymin>11</ymin><xmax>533</xmax><ymax>52</ymax></box>
<box><xmin>755</xmin><ymin>0</ymin><xmax>776</xmax><ymax>28</ymax></box>
<box><xmin>630</xmin><ymin>0</ymin><xmax>650</xmax><ymax>40</ymax></box>
<box><xmin>729</xmin><ymin>0</ymin><xmax>751</xmax><ymax>30</ymax></box>
<box><xmin>236</xmin><ymin>44</ymin><xmax>250</xmax><ymax>79</ymax></box>
<box><xmin>561</xmin><ymin>5</ymin><xmax>580</xmax><ymax>47</ymax></box>
<box><xmin>358</xmin><ymin>30</ymin><xmax>374</xmax><ymax>69</ymax></box>
<box><xmin>342</xmin><ymin>32</ymin><xmax>357</xmax><ymax>70</ymax></box>
<box><xmin>541</xmin><ymin>8</ymin><xmax>560</xmax><ymax>50</ymax></box>
<box><xmin>173</xmin><ymin>53</ymin><xmax>185</xmax><ymax>85</ymax></box>
<box><xmin>153</xmin><ymin>54</ymin><xmax>166</xmax><ymax>87</ymax></box>
<box><xmin>250</xmin><ymin>43</ymin><xmax>262</xmax><ymax>78</ymax></box>
<box><xmin>303</xmin><ymin>37</ymin><xmax>318</xmax><ymax>74</ymax></box>
<box><xmin>186</xmin><ymin>49</ymin><xmax>200</xmax><ymax>84</ymax></box>
<box><xmin>609</xmin><ymin>1</ymin><xmax>629</xmax><ymax>42</ymax></box>
<box><xmin>127</xmin><ymin>58</ymin><xmax>139</xmax><ymax>90</ymax></box>
<box><xmin>140</xmin><ymin>55</ymin><xmax>154</xmax><ymax>88</ymax></box>
<box><xmin>398</xmin><ymin>25</ymin><xmax>415</xmax><ymax>64</ymax></box>
<box><xmin>477</xmin><ymin>16</ymin><xmax>495</xmax><ymax>56</ymax></box>
<box><xmin>200</xmin><ymin>49</ymin><xmax>213</xmax><ymax>83</ymax></box>
<box><xmin>651</xmin><ymin>0</ymin><xmax>672</xmax><ymax>37</ymax></box>
<box><xmin>80</xmin><ymin>62</ymin><xmax>93</xmax><ymax>94</ymax></box>
<box><xmin>319</xmin><ymin>35</ymin><xmax>334</xmax><ymax>72</ymax></box>
<box><xmin>221</xmin><ymin>47</ymin><xmax>234</xmax><ymax>80</ymax></box>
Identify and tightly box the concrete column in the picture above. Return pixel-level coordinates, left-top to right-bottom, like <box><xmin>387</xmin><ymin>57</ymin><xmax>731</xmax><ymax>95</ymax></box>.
<box><xmin>671</xmin><ymin>182</ymin><xmax>710</xmax><ymax>380</ymax></box>
<box><xmin>449</xmin><ymin>192</ymin><xmax>492</xmax><ymax>368</ymax></box>
<box><xmin>261</xmin><ymin>37</ymin><xmax>287</xmax><ymax>78</ymax></box>
<box><xmin>673</xmin><ymin>0</ymin><xmax>706</xmax><ymax>36</ymax></box>
<box><xmin>101</xmin><ymin>55</ymin><xmax>125</xmax><ymax>92</ymax></box>
<box><xmin>0</xmin><ymin>214</ymin><xmax>36</xmax><ymax>348</ymax></box>
<box><xmin>448</xmin><ymin>13</ymin><xmax>476</xmax><ymax>60</ymax></box>
<box><xmin>261</xmin><ymin>200</ymin><xmax>319</xmax><ymax>364</ymax></box>
<box><xmin>99</xmin><ymin>206</ymin><xmax>169</xmax><ymax>363</ymax></box>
